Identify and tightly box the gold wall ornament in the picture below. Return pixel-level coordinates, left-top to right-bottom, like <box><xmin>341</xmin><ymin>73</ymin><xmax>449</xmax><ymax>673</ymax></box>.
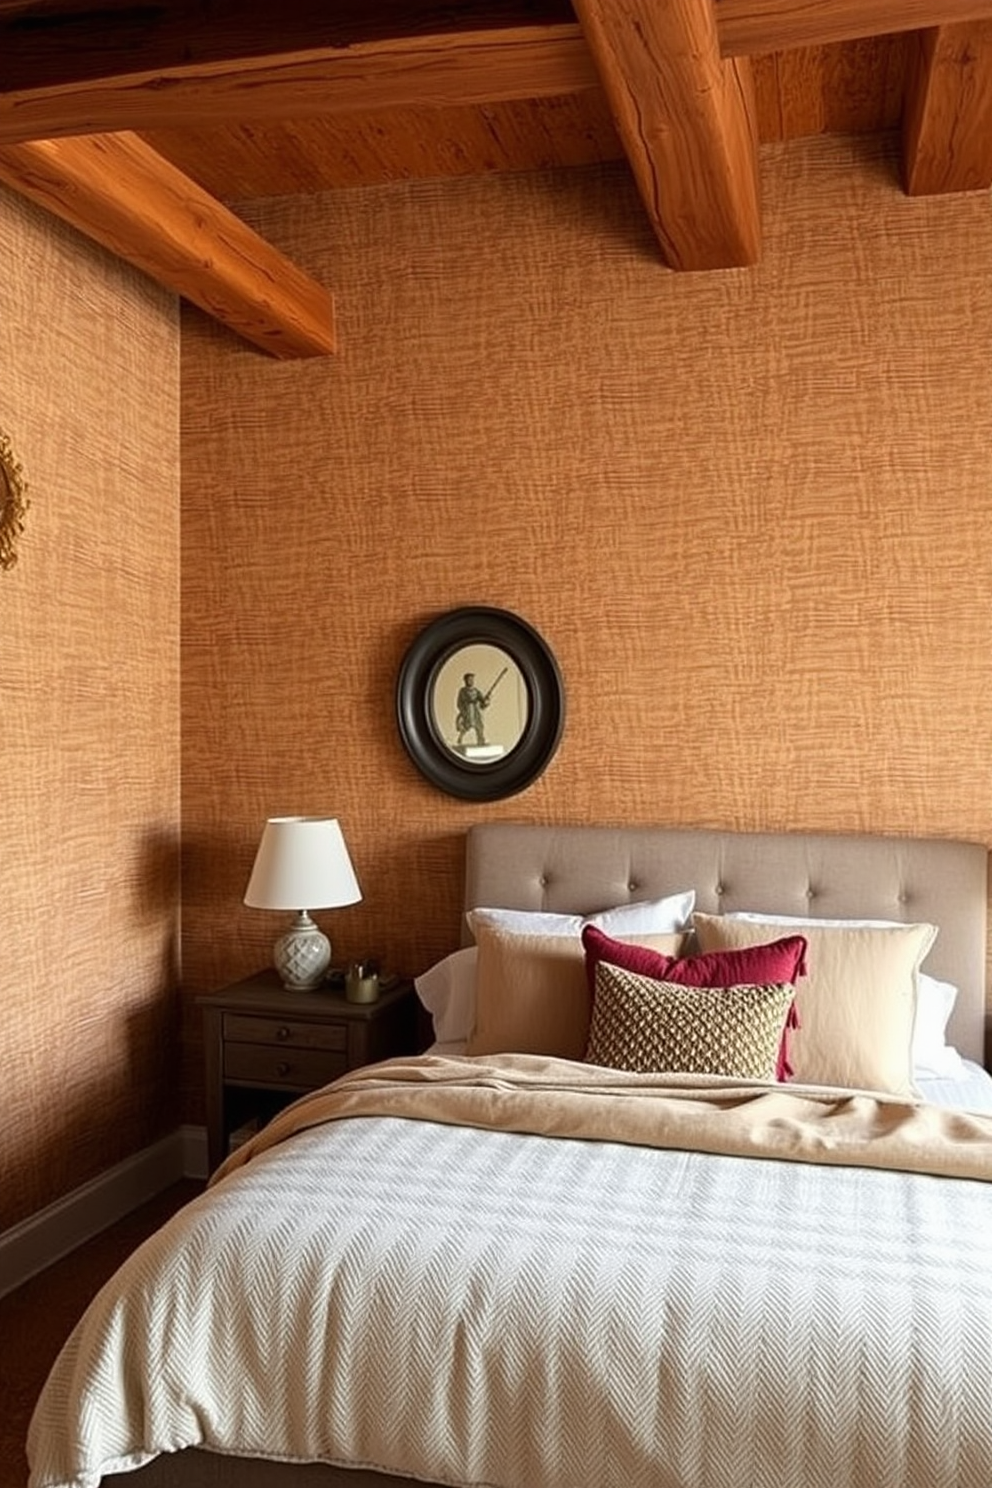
<box><xmin>0</xmin><ymin>428</ymin><xmax>29</xmax><ymax>570</ymax></box>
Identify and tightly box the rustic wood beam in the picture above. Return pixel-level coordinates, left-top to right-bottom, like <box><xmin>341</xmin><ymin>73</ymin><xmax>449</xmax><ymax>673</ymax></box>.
<box><xmin>0</xmin><ymin>0</ymin><xmax>576</xmax><ymax>64</ymax></box>
<box><xmin>716</xmin><ymin>0</ymin><xmax>992</xmax><ymax>57</ymax></box>
<box><xmin>0</xmin><ymin>4</ymin><xmax>596</xmax><ymax>144</ymax></box>
<box><xmin>0</xmin><ymin>132</ymin><xmax>336</xmax><ymax>357</ymax></box>
<box><xmin>902</xmin><ymin>21</ymin><xmax>992</xmax><ymax>192</ymax></box>
<box><xmin>572</xmin><ymin>0</ymin><xmax>761</xmax><ymax>270</ymax></box>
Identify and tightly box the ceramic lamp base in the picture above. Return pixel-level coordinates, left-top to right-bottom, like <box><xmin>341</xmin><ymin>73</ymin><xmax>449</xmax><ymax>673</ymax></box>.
<box><xmin>273</xmin><ymin>911</ymin><xmax>331</xmax><ymax>990</ymax></box>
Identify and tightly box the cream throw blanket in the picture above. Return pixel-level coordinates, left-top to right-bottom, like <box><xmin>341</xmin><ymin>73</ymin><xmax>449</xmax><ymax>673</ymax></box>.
<box><xmin>216</xmin><ymin>1050</ymin><xmax>992</xmax><ymax>1186</ymax></box>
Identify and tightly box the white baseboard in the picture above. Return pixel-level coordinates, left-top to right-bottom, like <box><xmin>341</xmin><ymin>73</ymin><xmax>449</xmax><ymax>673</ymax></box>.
<box><xmin>0</xmin><ymin>1124</ymin><xmax>209</xmax><ymax>1299</ymax></box>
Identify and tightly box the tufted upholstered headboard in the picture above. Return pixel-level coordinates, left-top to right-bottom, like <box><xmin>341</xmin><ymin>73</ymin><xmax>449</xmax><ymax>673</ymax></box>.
<box><xmin>464</xmin><ymin>823</ymin><xmax>989</xmax><ymax>1064</ymax></box>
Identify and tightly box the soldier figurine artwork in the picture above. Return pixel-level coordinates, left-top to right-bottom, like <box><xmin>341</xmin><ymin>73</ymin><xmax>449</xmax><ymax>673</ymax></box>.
<box><xmin>455</xmin><ymin>667</ymin><xmax>507</xmax><ymax>749</ymax></box>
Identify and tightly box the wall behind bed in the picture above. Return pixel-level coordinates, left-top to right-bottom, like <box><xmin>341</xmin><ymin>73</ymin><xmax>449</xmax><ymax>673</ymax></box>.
<box><xmin>180</xmin><ymin>131</ymin><xmax>992</xmax><ymax>1120</ymax></box>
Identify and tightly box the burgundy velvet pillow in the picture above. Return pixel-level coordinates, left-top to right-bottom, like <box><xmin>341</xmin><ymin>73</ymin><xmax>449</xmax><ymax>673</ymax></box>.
<box><xmin>581</xmin><ymin>924</ymin><xmax>807</xmax><ymax>1080</ymax></box>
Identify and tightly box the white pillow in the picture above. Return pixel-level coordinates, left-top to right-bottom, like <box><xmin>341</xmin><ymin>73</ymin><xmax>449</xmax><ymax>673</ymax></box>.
<box><xmin>466</xmin><ymin>891</ymin><xmax>695</xmax><ymax>941</ymax></box>
<box><xmin>726</xmin><ymin>912</ymin><xmax>916</xmax><ymax>930</ymax></box>
<box><xmin>417</xmin><ymin>892</ymin><xmax>696</xmax><ymax>1045</ymax></box>
<box><xmin>913</xmin><ymin>975</ymin><xmax>965</xmax><ymax>1077</ymax></box>
<box><xmin>414</xmin><ymin>946</ymin><xmax>477</xmax><ymax>1045</ymax></box>
<box><xmin>723</xmin><ymin>911</ymin><xmax>961</xmax><ymax>1078</ymax></box>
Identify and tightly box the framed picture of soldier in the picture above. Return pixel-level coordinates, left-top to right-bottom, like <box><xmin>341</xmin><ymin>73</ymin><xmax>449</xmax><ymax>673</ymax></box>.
<box><xmin>395</xmin><ymin>607</ymin><xmax>565</xmax><ymax>801</ymax></box>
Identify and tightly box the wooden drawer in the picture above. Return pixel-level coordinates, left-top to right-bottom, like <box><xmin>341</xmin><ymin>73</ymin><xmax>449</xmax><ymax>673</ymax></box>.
<box><xmin>223</xmin><ymin>1013</ymin><xmax>347</xmax><ymax>1052</ymax></box>
<box><xmin>224</xmin><ymin>1041</ymin><xmax>348</xmax><ymax>1089</ymax></box>
<box><xmin>200</xmin><ymin>976</ymin><xmax>417</xmax><ymax>1174</ymax></box>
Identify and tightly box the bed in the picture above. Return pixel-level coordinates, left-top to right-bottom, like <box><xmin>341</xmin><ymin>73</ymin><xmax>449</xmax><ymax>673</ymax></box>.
<box><xmin>28</xmin><ymin>821</ymin><xmax>992</xmax><ymax>1488</ymax></box>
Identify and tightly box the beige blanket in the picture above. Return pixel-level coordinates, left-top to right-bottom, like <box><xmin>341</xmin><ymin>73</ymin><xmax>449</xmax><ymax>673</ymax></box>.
<box><xmin>215</xmin><ymin>1050</ymin><xmax>992</xmax><ymax>1186</ymax></box>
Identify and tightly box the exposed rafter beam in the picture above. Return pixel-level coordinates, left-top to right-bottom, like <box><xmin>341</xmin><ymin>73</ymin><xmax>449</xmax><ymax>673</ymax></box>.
<box><xmin>5</xmin><ymin>0</ymin><xmax>992</xmax><ymax>137</ymax></box>
<box><xmin>0</xmin><ymin>132</ymin><xmax>336</xmax><ymax>357</ymax></box>
<box><xmin>572</xmin><ymin>0</ymin><xmax>761</xmax><ymax>270</ymax></box>
<box><xmin>0</xmin><ymin>0</ymin><xmax>575</xmax><ymax>58</ymax></box>
<box><xmin>0</xmin><ymin>3</ymin><xmax>597</xmax><ymax>144</ymax></box>
<box><xmin>0</xmin><ymin>0</ymin><xmax>987</xmax><ymax>323</ymax></box>
<box><xmin>0</xmin><ymin>31</ymin><xmax>596</xmax><ymax>144</ymax></box>
<box><xmin>716</xmin><ymin>0</ymin><xmax>992</xmax><ymax>57</ymax></box>
<box><xmin>902</xmin><ymin>21</ymin><xmax>992</xmax><ymax>192</ymax></box>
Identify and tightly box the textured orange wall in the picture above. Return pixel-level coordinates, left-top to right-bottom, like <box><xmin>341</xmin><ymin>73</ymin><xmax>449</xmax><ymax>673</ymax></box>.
<box><xmin>0</xmin><ymin>188</ymin><xmax>181</xmax><ymax>1229</ymax></box>
<box><xmin>6</xmin><ymin>130</ymin><xmax>987</xmax><ymax>1228</ymax></box>
<box><xmin>180</xmin><ymin>132</ymin><xmax>992</xmax><ymax>1121</ymax></box>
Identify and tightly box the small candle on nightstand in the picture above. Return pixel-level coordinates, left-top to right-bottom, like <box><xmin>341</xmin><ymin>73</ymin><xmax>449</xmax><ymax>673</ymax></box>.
<box><xmin>345</xmin><ymin>961</ymin><xmax>380</xmax><ymax>1003</ymax></box>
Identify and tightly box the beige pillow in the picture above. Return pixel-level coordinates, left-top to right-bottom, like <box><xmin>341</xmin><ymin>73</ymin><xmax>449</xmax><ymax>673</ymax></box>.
<box><xmin>692</xmin><ymin>913</ymin><xmax>937</xmax><ymax>1096</ymax></box>
<box><xmin>586</xmin><ymin>962</ymin><xmax>796</xmax><ymax>1078</ymax></box>
<box><xmin>466</xmin><ymin>924</ymin><xmax>687</xmax><ymax>1059</ymax></box>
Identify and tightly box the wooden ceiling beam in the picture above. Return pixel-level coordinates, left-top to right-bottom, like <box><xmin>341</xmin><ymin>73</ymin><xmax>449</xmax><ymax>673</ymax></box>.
<box><xmin>902</xmin><ymin>21</ymin><xmax>992</xmax><ymax>192</ymax></box>
<box><xmin>572</xmin><ymin>0</ymin><xmax>761</xmax><ymax>270</ymax></box>
<box><xmin>0</xmin><ymin>132</ymin><xmax>336</xmax><ymax>357</ymax></box>
<box><xmin>716</xmin><ymin>0</ymin><xmax>992</xmax><ymax>57</ymax></box>
<box><xmin>0</xmin><ymin>5</ymin><xmax>597</xmax><ymax>144</ymax></box>
<box><xmin>0</xmin><ymin>0</ymin><xmax>577</xmax><ymax>66</ymax></box>
<box><xmin>4</xmin><ymin>1</ymin><xmax>992</xmax><ymax>146</ymax></box>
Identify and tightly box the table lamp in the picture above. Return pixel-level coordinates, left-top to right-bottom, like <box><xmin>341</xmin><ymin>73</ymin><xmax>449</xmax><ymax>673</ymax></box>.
<box><xmin>244</xmin><ymin>816</ymin><xmax>362</xmax><ymax>990</ymax></box>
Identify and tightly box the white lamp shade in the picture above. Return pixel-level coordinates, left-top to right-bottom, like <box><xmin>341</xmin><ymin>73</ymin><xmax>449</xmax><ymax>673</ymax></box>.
<box><xmin>244</xmin><ymin>817</ymin><xmax>362</xmax><ymax>911</ymax></box>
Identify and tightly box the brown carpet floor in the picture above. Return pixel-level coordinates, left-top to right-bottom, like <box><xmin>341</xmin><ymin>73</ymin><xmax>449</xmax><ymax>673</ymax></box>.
<box><xmin>0</xmin><ymin>1180</ymin><xmax>203</xmax><ymax>1488</ymax></box>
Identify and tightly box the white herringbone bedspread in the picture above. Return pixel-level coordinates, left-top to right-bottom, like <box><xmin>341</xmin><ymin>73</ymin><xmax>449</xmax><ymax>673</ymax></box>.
<box><xmin>29</xmin><ymin>1061</ymin><xmax>992</xmax><ymax>1488</ymax></box>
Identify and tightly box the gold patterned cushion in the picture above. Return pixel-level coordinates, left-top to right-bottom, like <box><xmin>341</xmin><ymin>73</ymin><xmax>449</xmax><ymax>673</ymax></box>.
<box><xmin>585</xmin><ymin>962</ymin><xmax>796</xmax><ymax>1078</ymax></box>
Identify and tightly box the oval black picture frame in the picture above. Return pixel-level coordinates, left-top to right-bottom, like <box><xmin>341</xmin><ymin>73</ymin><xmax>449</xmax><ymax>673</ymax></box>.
<box><xmin>396</xmin><ymin>607</ymin><xmax>565</xmax><ymax>801</ymax></box>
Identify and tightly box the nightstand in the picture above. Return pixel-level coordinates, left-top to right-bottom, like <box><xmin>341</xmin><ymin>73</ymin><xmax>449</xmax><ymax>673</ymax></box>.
<box><xmin>198</xmin><ymin>971</ymin><xmax>418</xmax><ymax>1173</ymax></box>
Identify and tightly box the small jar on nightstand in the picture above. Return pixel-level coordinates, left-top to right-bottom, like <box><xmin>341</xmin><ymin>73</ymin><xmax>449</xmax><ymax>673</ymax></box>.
<box><xmin>197</xmin><ymin>971</ymin><xmax>417</xmax><ymax>1173</ymax></box>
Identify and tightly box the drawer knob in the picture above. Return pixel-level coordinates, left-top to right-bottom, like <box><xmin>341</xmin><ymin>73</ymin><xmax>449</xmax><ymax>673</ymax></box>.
<box><xmin>276</xmin><ymin>1025</ymin><xmax>291</xmax><ymax>1041</ymax></box>
<box><xmin>276</xmin><ymin>1061</ymin><xmax>290</xmax><ymax>1076</ymax></box>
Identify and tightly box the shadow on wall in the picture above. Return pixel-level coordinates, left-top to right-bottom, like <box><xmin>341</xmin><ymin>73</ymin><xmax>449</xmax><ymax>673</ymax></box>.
<box><xmin>134</xmin><ymin>826</ymin><xmax>182</xmax><ymax>934</ymax></box>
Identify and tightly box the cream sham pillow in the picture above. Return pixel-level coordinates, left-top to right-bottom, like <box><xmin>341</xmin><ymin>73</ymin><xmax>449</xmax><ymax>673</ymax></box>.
<box><xmin>466</xmin><ymin>923</ymin><xmax>687</xmax><ymax>1059</ymax></box>
<box><xmin>420</xmin><ymin>892</ymin><xmax>695</xmax><ymax>1050</ymax></box>
<box><xmin>692</xmin><ymin>913</ymin><xmax>937</xmax><ymax>1097</ymax></box>
<box><xmin>721</xmin><ymin>911</ymin><xmax>960</xmax><ymax>1078</ymax></box>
